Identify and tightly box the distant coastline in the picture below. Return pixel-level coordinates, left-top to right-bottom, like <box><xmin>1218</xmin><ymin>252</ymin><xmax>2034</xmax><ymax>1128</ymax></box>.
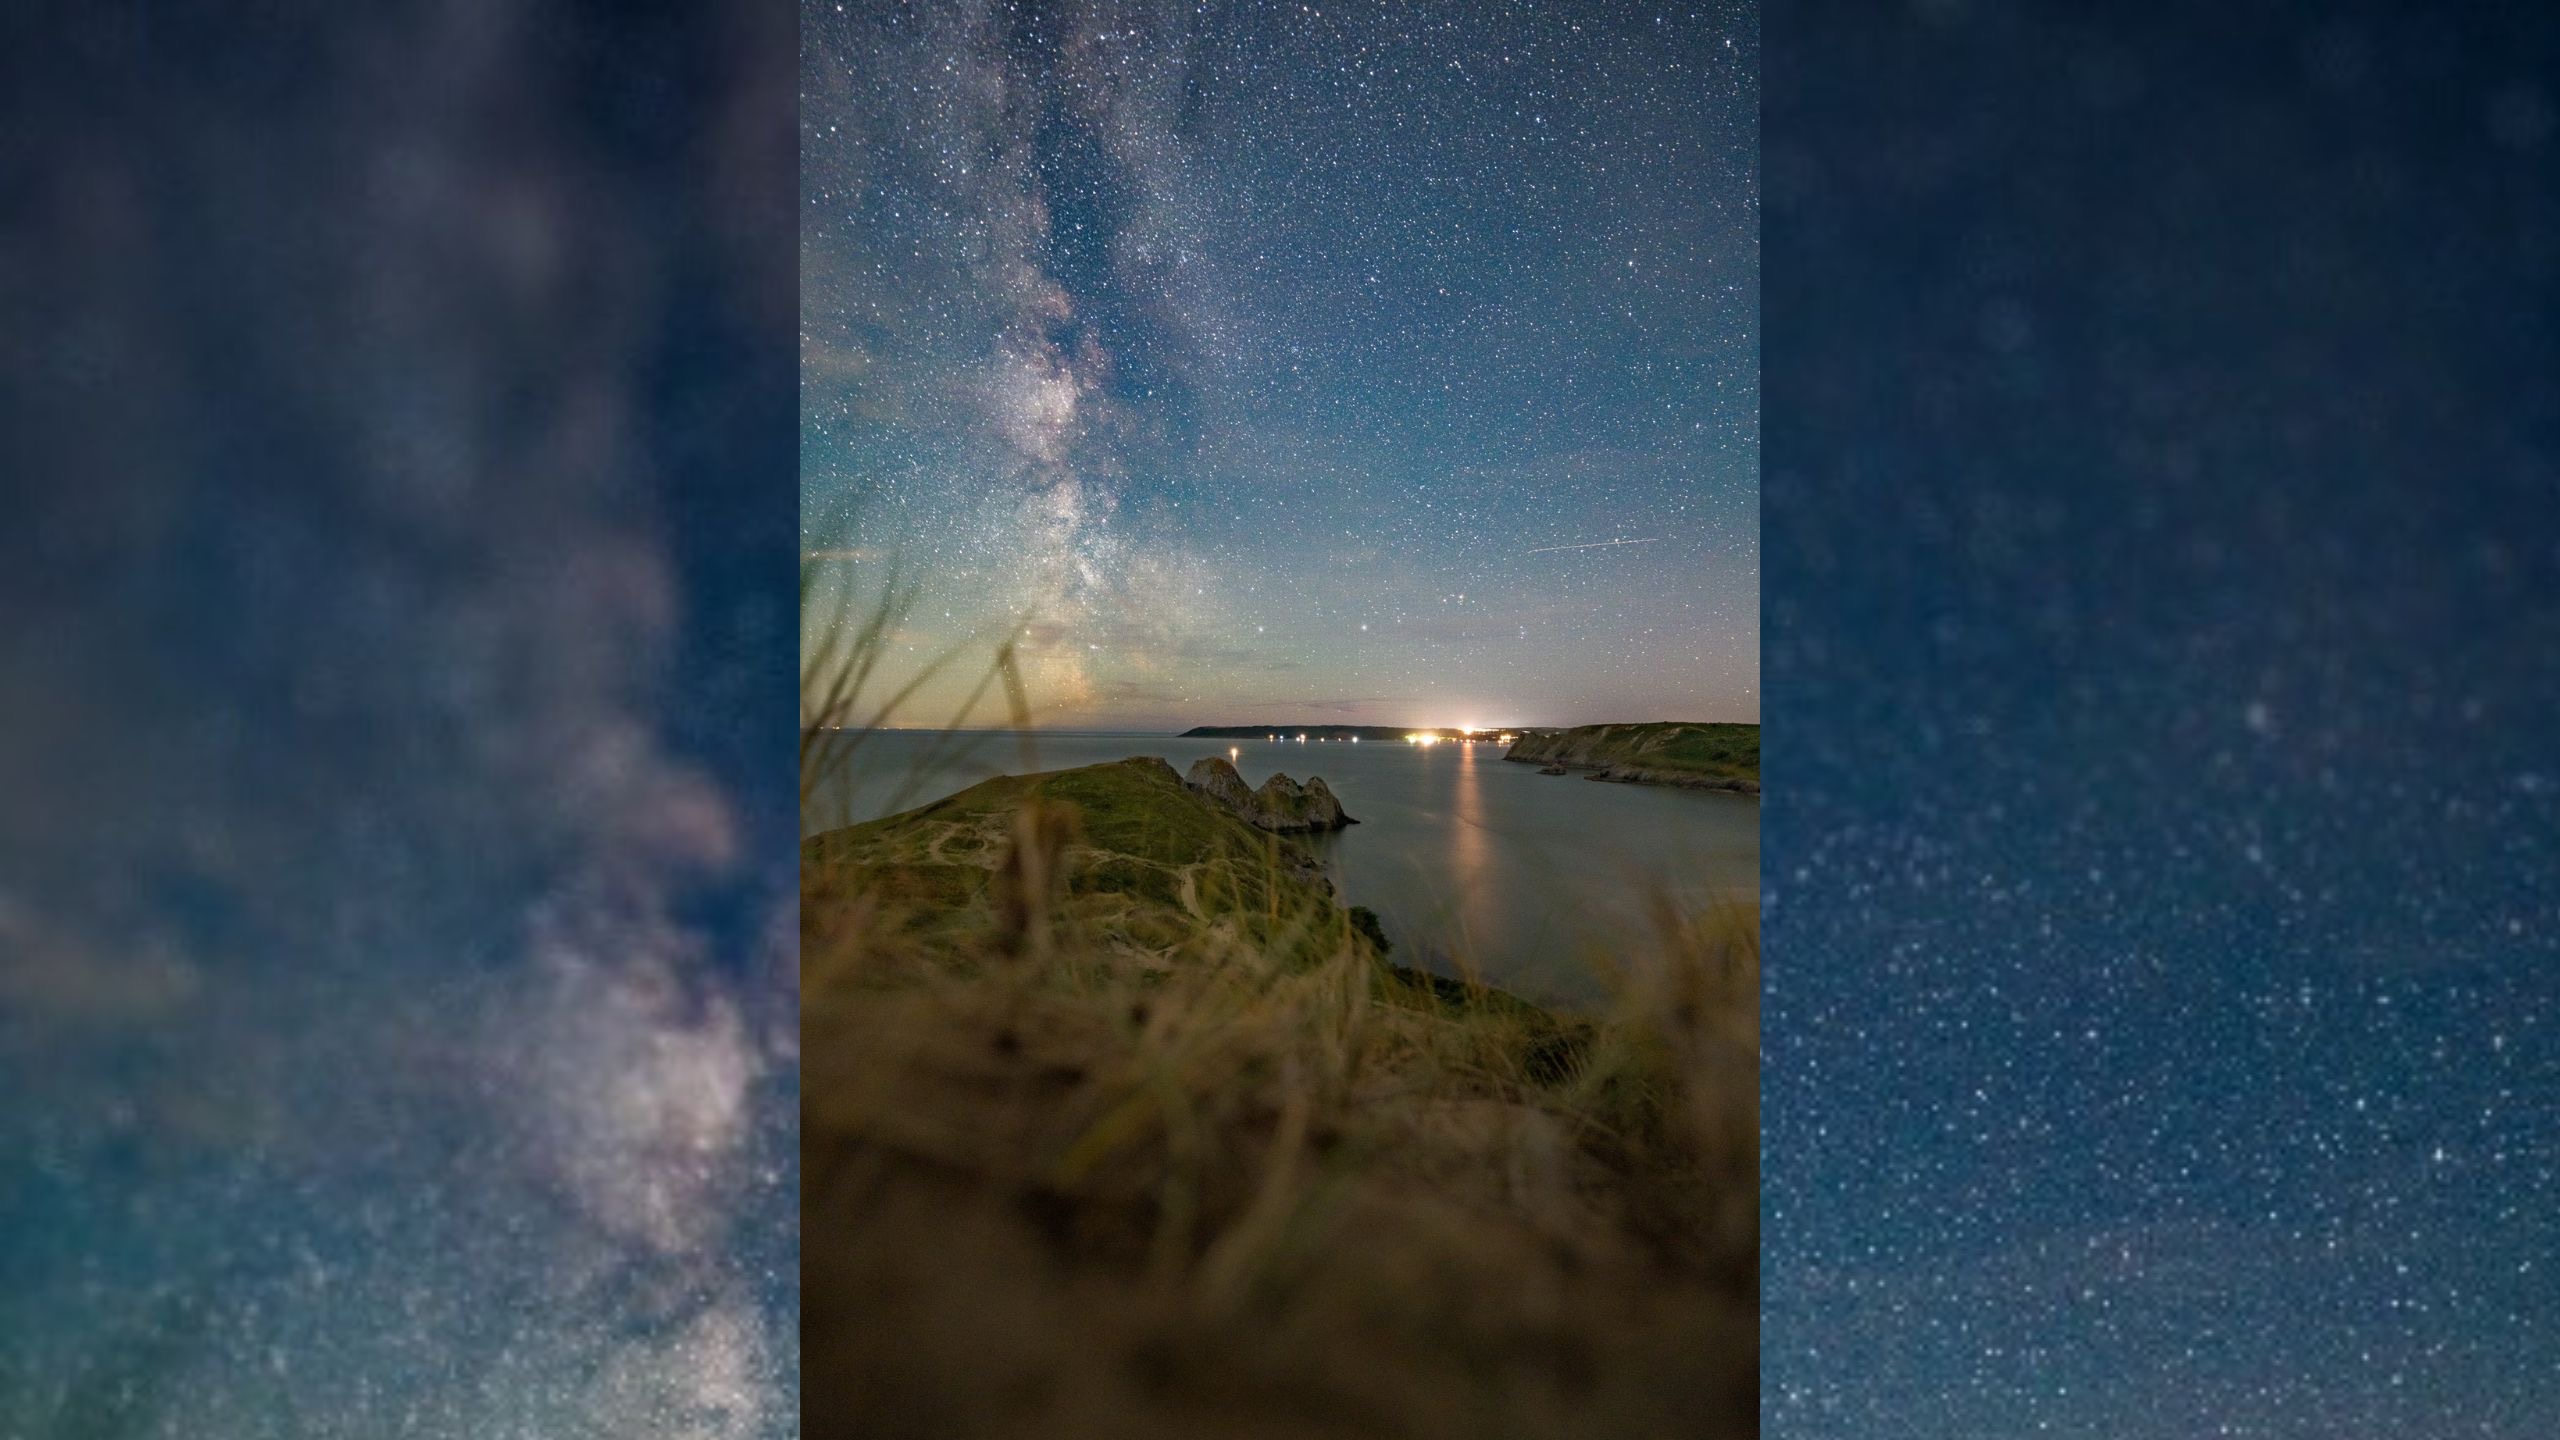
<box><xmin>1503</xmin><ymin>721</ymin><xmax>1760</xmax><ymax>794</ymax></box>
<box><xmin>819</xmin><ymin>725</ymin><xmax>1518</xmax><ymax>738</ymax></box>
<box><xmin>1180</xmin><ymin>724</ymin><xmax>1542</xmax><ymax>742</ymax></box>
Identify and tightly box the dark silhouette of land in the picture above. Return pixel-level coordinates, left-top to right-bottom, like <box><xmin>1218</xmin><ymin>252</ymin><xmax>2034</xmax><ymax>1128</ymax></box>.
<box><xmin>1180</xmin><ymin>724</ymin><xmax>1540</xmax><ymax>742</ymax></box>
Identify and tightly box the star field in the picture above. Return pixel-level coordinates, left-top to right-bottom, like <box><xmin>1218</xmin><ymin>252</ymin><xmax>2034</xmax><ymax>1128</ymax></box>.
<box><xmin>2</xmin><ymin>5</ymin><xmax>799</xmax><ymax>1432</ymax></box>
<box><xmin>802</xmin><ymin>0</ymin><xmax>1757</xmax><ymax>729</ymax></box>
<box><xmin>1765</xmin><ymin>4</ymin><xmax>2560</xmax><ymax>1434</ymax></box>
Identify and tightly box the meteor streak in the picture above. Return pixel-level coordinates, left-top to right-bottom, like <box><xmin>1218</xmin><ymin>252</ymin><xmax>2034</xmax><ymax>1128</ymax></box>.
<box><xmin>1523</xmin><ymin>536</ymin><xmax>1662</xmax><ymax>555</ymax></box>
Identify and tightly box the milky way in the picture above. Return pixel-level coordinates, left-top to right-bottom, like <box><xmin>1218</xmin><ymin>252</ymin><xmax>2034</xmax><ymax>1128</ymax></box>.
<box><xmin>803</xmin><ymin>0</ymin><xmax>1758</xmax><ymax>730</ymax></box>
<box><xmin>2</xmin><ymin>4</ymin><xmax>798</xmax><ymax>1433</ymax></box>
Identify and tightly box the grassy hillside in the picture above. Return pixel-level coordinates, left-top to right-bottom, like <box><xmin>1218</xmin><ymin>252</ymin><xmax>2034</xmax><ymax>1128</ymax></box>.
<box><xmin>803</xmin><ymin>756</ymin><xmax>1356</xmax><ymax>965</ymax></box>
<box><xmin>1504</xmin><ymin>722</ymin><xmax>1760</xmax><ymax>790</ymax></box>
<box><xmin>802</xmin><ymin>755</ymin><xmax>1759</xmax><ymax>1439</ymax></box>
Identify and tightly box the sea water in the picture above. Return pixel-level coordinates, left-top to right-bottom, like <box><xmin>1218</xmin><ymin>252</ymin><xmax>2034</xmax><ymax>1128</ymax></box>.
<box><xmin>807</xmin><ymin>730</ymin><xmax>1758</xmax><ymax>1004</ymax></box>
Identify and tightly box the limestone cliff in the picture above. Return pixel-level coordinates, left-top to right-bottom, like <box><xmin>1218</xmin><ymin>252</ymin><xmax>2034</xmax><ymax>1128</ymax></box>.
<box><xmin>1183</xmin><ymin>755</ymin><xmax>1358</xmax><ymax>831</ymax></box>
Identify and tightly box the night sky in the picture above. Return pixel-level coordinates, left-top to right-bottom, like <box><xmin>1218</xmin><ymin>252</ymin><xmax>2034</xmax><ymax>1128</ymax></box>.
<box><xmin>1765</xmin><ymin>4</ymin><xmax>2559</xmax><ymax>1435</ymax></box>
<box><xmin>3</xmin><ymin>4</ymin><xmax>798</xmax><ymax>1434</ymax></box>
<box><xmin>801</xmin><ymin>0</ymin><xmax>1758</xmax><ymax>732</ymax></box>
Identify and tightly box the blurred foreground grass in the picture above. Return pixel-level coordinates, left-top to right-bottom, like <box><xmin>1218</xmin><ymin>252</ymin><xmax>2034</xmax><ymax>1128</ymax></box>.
<box><xmin>801</xmin><ymin>570</ymin><xmax>1757</xmax><ymax>1438</ymax></box>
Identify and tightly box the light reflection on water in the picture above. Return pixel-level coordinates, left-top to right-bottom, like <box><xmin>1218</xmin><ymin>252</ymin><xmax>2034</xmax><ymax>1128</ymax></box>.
<box><xmin>1447</xmin><ymin>735</ymin><xmax>1494</xmax><ymax>962</ymax></box>
<box><xmin>811</xmin><ymin>730</ymin><xmax>1759</xmax><ymax>1005</ymax></box>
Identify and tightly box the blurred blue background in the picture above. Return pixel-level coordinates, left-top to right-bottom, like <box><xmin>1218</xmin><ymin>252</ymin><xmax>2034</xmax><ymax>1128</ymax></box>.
<box><xmin>1</xmin><ymin>3</ymin><xmax>798</xmax><ymax>1434</ymax></box>
<box><xmin>1764</xmin><ymin>3</ymin><xmax>2559</xmax><ymax>1434</ymax></box>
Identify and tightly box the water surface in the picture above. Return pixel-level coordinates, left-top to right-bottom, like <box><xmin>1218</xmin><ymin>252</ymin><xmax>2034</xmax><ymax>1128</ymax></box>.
<box><xmin>808</xmin><ymin>730</ymin><xmax>1758</xmax><ymax>1004</ymax></box>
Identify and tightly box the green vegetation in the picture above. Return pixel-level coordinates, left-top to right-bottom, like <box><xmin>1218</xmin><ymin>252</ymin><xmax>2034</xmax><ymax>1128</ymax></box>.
<box><xmin>804</xmin><ymin>756</ymin><xmax>1358</xmax><ymax>966</ymax></box>
<box><xmin>803</xmin><ymin>756</ymin><xmax>1758</xmax><ymax>1439</ymax></box>
<box><xmin>802</xmin><ymin>565</ymin><xmax>1757</xmax><ymax>1438</ymax></box>
<box><xmin>1346</xmin><ymin>904</ymin><xmax>1392</xmax><ymax>955</ymax></box>
<box><xmin>1504</xmin><ymin>721</ymin><xmax>1760</xmax><ymax>790</ymax></box>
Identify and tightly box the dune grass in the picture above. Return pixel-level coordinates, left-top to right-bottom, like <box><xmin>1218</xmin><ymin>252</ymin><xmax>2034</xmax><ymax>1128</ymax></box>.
<box><xmin>800</xmin><ymin>561</ymin><xmax>1758</xmax><ymax>1438</ymax></box>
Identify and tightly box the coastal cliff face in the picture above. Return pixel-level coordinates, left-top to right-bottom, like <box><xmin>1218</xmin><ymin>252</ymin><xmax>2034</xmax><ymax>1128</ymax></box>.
<box><xmin>1505</xmin><ymin>722</ymin><xmax>1760</xmax><ymax>794</ymax></box>
<box><xmin>1183</xmin><ymin>755</ymin><xmax>1357</xmax><ymax>831</ymax></box>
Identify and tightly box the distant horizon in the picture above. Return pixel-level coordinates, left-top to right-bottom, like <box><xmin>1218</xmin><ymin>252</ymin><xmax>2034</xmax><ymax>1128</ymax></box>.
<box><xmin>794</xmin><ymin>658</ymin><xmax>1763</xmax><ymax>734</ymax></box>
<box><xmin>831</xmin><ymin>716</ymin><xmax>1761</xmax><ymax>736</ymax></box>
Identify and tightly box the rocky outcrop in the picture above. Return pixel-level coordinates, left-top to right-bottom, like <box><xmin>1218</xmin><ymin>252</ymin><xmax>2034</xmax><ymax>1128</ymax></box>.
<box><xmin>1182</xmin><ymin>754</ymin><xmax>1254</xmax><ymax>810</ymax></box>
<box><xmin>1183</xmin><ymin>756</ymin><xmax>1357</xmax><ymax>832</ymax></box>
